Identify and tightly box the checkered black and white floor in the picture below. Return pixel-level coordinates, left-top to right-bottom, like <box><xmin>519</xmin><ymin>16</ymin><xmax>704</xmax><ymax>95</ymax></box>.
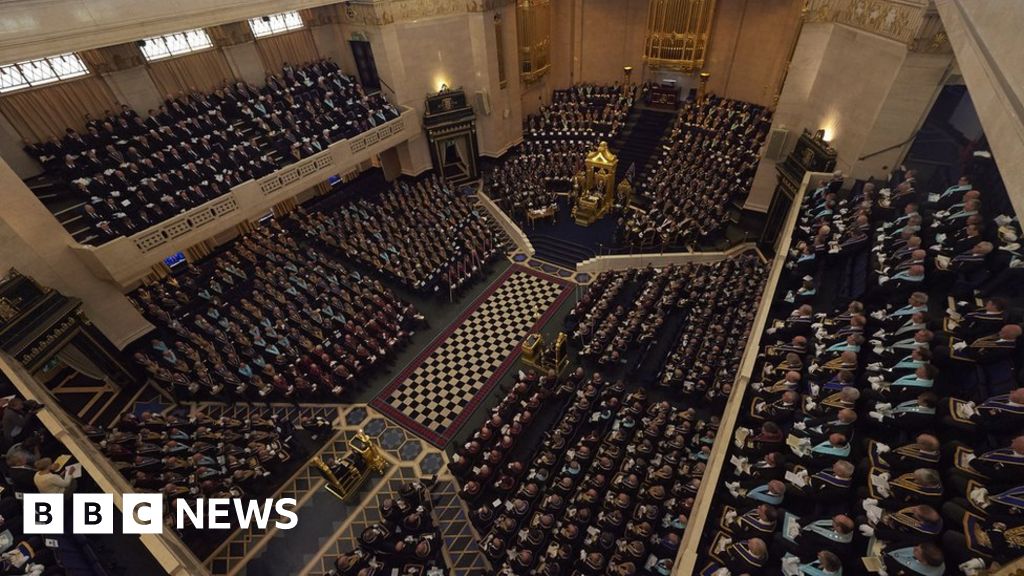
<box><xmin>372</xmin><ymin>265</ymin><xmax>572</xmax><ymax>445</ymax></box>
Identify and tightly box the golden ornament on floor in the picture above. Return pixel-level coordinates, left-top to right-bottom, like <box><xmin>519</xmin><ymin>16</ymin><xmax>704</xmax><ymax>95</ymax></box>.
<box><xmin>313</xmin><ymin>430</ymin><xmax>387</xmax><ymax>502</ymax></box>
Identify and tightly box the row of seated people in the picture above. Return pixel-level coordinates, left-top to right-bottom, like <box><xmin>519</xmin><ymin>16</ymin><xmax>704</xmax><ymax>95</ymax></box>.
<box><xmin>565</xmin><ymin>256</ymin><xmax>765</xmax><ymax>395</ymax></box>
<box><xmin>622</xmin><ymin>95</ymin><xmax>772</xmax><ymax>249</ymax></box>
<box><xmin>23</xmin><ymin>58</ymin><xmax>398</xmax><ymax>244</ymax></box>
<box><xmin>487</xmin><ymin>82</ymin><xmax>631</xmax><ymax>223</ymax></box>
<box><xmin>697</xmin><ymin>169</ymin><xmax>1024</xmax><ymax>576</ymax></box>
<box><xmin>486</xmin><ymin>140</ymin><xmax>593</xmax><ymax>221</ymax></box>
<box><xmin>131</xmin><ymin>216</ymin><xmax>423</xmax><ymax>402</ymax></box>
<box><xmin>788</xmin><ymin>169</ymin><xmax>1023</xmax><ymax>309</ymax></box>
<box><xmin>244</xmin><ymin>60</ymin><xmax>399</xmax><ymax>163</ymax></box>
<box><xmin>304</xmin><ymin>175</ymin><xmax>507</xmax><ymax>294</ymax></box>
<box><xmin>86</xmin><ymin>408</ymin><xmax>333</xmax><ymax>550</ymax></box>
<box><xmin>0</xmin><ymin>396</ymin><xmax>111</xmax><ymax>575</ymax></box>
<box><xmin>330</xmin><ymin>479</ymin><xmax>446</xmax><ymax>576</ymax></box>
<box><xmin>524</xmin><ymin>83</ymin><xmax>636</xmax><ymax>141</ymax></box>
<box><xmin>453</xmin><ymin>369</ymin><xmax>701</xmax><ymax>576</ymax></box>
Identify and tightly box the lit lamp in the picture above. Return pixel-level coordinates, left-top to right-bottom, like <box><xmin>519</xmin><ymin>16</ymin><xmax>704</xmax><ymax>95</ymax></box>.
<box><xmin>623</xmin><ymin>66</ymin><xmax>633</xmax><ymax>86</ymax></box>
<box><xmin>698</xmin><ymin>71</ymin><xmax>711</xmax><ymax>101</ymax></box>
<box><xmin>439</xmin><ymin>83</ymin><xmax>449</xmax><ymax>93</ymax></box>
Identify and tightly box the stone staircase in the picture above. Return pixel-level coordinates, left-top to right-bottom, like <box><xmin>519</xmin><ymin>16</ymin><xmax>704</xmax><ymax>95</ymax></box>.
<box><xmin>609</xmin><ymin>107</ymin><xmax>677</xmax><ymax>182</ymax></box>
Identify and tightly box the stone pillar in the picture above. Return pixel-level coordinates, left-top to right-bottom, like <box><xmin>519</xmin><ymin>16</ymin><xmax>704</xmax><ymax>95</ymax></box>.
<box><xmin>745</xmin><ymin>7</ymin><xmax>954</xmax><ymax>212</ymax></box>
<box><xmin>0</xmin><ymin>113</ymin><xmax>39</xmax><ymax>179</ymax></box>
<box><xmin>396</xmin><ymin>137</ymin><xmax>434</xmax><ymax>176</ymax></box>
<box><xmin>853</xmin><ymin>50</ymin><xmax>951</xmax><ymax>180</ymax></box>
<box><xmin>0</xmin><ymin>158</ymin><xmax>152</xmax><ymax>349</ymax></box>
<box><xmin>222</xmin><ymin>43</ymin><xmax>266</xmax><ymax>86</ymax></box>
<box><xmin>936</xmin><ymin>0</ymin><xmax>1024</xmax><ymax>219</ymax></box>
<box><xmin>310</xmin><ymin>24</ymin><xmax>348</xmax><ymax>67</ymax></box>
<box><xmin>379</xmin><ymin>147</ymin><xmax>403</xmax><ymax>181</ymax></box>
<box><xmin>103</xmin><ymin>66</ymin><xmax>163</xmax><ymax>112</ymax></box>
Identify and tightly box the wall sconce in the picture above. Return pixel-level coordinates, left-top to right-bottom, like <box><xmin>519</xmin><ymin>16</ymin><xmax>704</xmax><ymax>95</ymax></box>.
<box><xmin>439</xmin><ymin>83</ymin><xmax>449</xmax><ymax>92</ymax></box>
<box><xmin>821</xmin><ymin>127</ymin><xmax>834</xmax><ymax>142</ymax></box>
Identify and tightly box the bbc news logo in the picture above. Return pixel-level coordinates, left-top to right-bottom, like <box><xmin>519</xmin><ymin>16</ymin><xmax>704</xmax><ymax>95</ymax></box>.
<box><xmin>24</xmin><ymin>494</ymin><xmax>298</xmax><ymax>534</ymax></box>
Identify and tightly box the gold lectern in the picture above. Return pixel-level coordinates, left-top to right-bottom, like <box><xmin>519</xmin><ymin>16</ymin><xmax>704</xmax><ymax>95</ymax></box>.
<box><xmin>572</xmin><ymin>141</ymin><xmax>618</xmax><ymax>226</ymax></box>
<box><xmin>313</xmin><ymin>429</ymin><xmax>387</xmax><ymax>502</ymax></box>
<box><xmin>521</xmin><ymin>332</ymin><xmax>569</xmax><ymax>376</ymax></box>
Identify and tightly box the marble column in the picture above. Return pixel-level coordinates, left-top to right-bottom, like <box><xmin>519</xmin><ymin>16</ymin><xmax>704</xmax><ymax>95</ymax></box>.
<box><xmin>745</xmin><ymin>21</ymin><xmax>952</xmax><ymax>212</ymax></box>
<box><xmin>103</xmin><ymin>65</ymin><xmax>163</xmax><ymax>111</ymax></box>
<box><xmin>936</xmin><ymin>0</ymin><xmax>1024</xmax><ymax>220</ymax></box>
<box><xmin>222</xmin><ymin>42</ymin><xmax>266</xmax><ymax>85</ymax></box>
<box><xmin>0</xmin><ymin>157</ymin><xmax>152</xmax><ymax>349</ymax></box>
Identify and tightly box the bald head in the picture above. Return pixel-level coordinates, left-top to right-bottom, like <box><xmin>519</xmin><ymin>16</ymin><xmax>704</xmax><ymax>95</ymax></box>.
<box><xmin>916</xmin><ymin>434</ymin><xmax>940</xmax><ymax>452</ymax></box>
<box><xmin>840</xmin><ymin>386</ymin><xmax>861</xmax><ymax>402</ymax></box>
<box><xmin>828</xmin><ymin>433</ymin><xmax>847</xmax><ymax>446</ymax></box>
<box><xmin>999</xmin><ymin>324</ymin><xmax>1022</xmax><ymax>340</ymax></box>
<box><xmin>747</xmin><ymin>538</ymin><xmax>767</xmax><ymax>557</ymax></box>
<box><xmin>833</xmin><ymin>460</ymin><xmax>854</xmax><ymax>478</ymax></box>
<box><xmin>833</xmin><ymin>514</ymin><xmax>855</xmax><ymax>533</ymax></box>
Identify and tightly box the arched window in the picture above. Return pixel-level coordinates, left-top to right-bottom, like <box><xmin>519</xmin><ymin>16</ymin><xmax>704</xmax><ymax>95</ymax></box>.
<box><xmin>644</xmin><ymin>0</ymin><xmax>718</xmax><ymax>71</ymax></box>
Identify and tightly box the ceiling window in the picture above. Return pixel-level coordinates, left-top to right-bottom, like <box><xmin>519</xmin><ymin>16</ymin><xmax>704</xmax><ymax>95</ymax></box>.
<box><xmin>139</xmin><ymin>29</ymin><xmax>214</xmax><ymax>61</ymax></box>
<box><xmin>0</xmin><ymin>53</ymin><xmax>89</xmax><ymax>93</ymax></box>
<box><xmin>248</xmin><ymin>11</ymin><xmax>305</xmax><ymax>38</ymax></box>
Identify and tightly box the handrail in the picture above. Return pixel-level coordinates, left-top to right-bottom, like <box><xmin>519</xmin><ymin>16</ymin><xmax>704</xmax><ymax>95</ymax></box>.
<box><xmin>378</xmin><ymin>77</ymin><xmax>398</xmax><ymax>103</ymax></box>
<box><xmin>67</xmin><ymin>108</ymin><xmax>420</xmax><ymax>289</ymax></box>
<box><xmin>575</xmin><ymin>242</ymin><xmax>761</xmax><ymax>275</ymax></box>
<box><xmin>0</xmin><ymin>351</ymin><xmax>209</xmax><ymax>576</ymax></box>
<box><xmin>476</xmin><ymin>185</ymin><xmax>535</xmax><ymax>257</ymax></box>
<box><xmin>858</xmin><ymin>134</ymin><xmax>917</xmax><ymax>161</ymax></box>
<box><xmin>673</xmin><ymin>170</ymin><xmax>831</xmax><ymax>575</ymax></box>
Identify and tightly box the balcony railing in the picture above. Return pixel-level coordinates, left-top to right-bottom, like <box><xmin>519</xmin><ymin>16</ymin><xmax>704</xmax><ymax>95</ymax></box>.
<box><xmin>70</xmin><ymin>108</ymin><xmax>420</xmax><ymax>288</ymax></box>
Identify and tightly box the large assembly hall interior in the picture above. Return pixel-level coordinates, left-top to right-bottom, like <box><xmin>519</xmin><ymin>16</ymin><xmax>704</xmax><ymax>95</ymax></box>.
<box><xmin>1</xmin><ymin>1</ymin><xmax>1024</xmax><ymax>575</ymax></box>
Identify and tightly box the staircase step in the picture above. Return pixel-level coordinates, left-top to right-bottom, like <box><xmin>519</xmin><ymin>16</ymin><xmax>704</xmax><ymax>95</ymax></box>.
<box><xmin>609</xmin><ymin>107</ymin><xmax>677</xmax><ymax>182</ymax></box>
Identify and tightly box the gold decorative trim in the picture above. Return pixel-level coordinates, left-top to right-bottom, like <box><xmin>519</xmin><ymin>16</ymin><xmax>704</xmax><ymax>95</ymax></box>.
<box><xmin>341</xmin><ymin>0</ymin><xmax>516</xmax><ymax>26</ymax></box>
<box><xmin>644</xmin><ymin>0</ymin><xmax>718</xmax><ymax>71</ymax></box>
<box><xmin>517</xmin><ymin>0</ymin><xmax>551</xmax><ymax>84</ymax></box>
<box><xmin>804</xmin><ymin>0</ymin><xmax>928</xmax><ymax>45</ymax></box>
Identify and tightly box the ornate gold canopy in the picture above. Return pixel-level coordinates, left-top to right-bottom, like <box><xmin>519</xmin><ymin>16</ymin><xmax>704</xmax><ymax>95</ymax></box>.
<box><xmin>586</xmin><ymin>141</ymin><xmax>618</xmax><ymax>166</ymax></box>
<box><xmin>573</xmin><ymin>141</ymin><xmax>619</xmax><ymax>226</ymax></box>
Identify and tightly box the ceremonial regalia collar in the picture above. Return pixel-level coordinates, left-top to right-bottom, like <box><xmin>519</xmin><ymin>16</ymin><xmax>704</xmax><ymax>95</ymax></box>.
<box><xmin>891</xmin><ymin>473</ymin><xmax>941</xmax><ymax>497</ymax></box>
<box><xmin>813</xmin><ymin>470</ymin><xmax>852</xmax><ymax>488</ymax></box>
<box><xmin>889</xmin><ymin>507</ymin><xmax>942</xmax><ymax>534</ymax></box>
<box><xmin>804</xmin><ymin>519</ymin><xmax>853</xmax><ymax>543</ymax></box>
